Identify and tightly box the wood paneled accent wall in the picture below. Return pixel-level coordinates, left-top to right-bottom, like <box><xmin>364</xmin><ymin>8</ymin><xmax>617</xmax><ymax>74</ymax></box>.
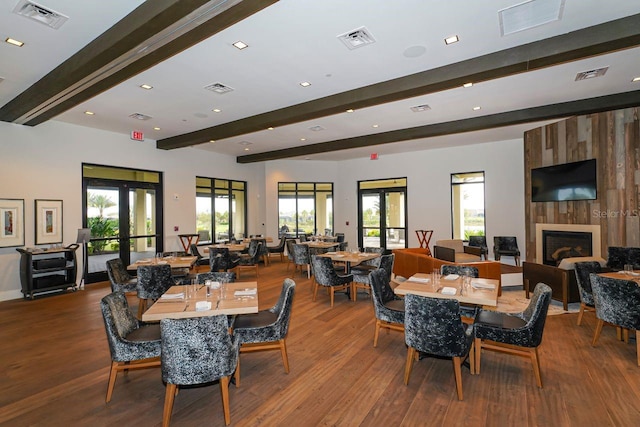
<box><xmin>524</xmin><ymin>107</ymin><xmax>640</xmax><ymax>262</ymax></box>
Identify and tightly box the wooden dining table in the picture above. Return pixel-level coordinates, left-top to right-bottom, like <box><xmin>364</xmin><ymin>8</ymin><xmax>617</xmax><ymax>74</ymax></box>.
<box><xmin>394</xmin><ymin>272</ymin><xmax>499</xmax><ymax>307</ymax></box>
<box><xmin>301</xmin><ymin>241</ymin><xmax>340</xmax><ymax>250</ymax></box>
<box><xmin>318</xmin><ymin>250</ymin><xmax>379</xmax><ymax>273</ymax></box>
<box><xmin>598</xmin><ymin>271</ymin><xmax>640</xmax><ymax>281</ymax></box>
<box><xmin>205</xmin><ymin>243</ymin><xmax>247</xmax><ymax>253</ymax></box>
<box><xmin>141</xmin><ymin>282</ymin><xmax>259</xmax><ymax>321</ymax></box>
<box><xmin>127</xmin><ymin>256</ymin><xmax>198</xmax><ymax>271</ymax></box>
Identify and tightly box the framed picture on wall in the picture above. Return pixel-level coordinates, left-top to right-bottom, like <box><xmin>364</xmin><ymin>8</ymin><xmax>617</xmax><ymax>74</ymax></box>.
<box><xmin>0</xmin><ymin>198</ymin><xmax>25</xmax><ymax>248</ymax></box>
<box><xmin>35</xmin><ymin>199</ymin><xmax>63</xmax><ymax>245</ymax></box>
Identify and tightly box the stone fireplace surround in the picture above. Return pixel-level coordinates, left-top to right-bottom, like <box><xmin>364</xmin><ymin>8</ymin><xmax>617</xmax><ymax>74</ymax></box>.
<box><xmin>535</xmin><ymin>223</ymin><xmax>601</xmax><ymax>264</ymax></box>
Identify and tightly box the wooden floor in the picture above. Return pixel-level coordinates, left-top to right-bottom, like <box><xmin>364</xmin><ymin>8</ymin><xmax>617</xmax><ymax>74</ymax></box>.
<box><xmin>2</xmin><ymin>260</ymin><xmax>640</xmax><ymax>426</ymax></box>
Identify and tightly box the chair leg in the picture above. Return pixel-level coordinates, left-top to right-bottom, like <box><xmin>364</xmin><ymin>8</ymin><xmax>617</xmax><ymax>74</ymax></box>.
<box><xmin>162</xmin><ymin>383</ymin><xmax>177</xmax><ymax>427</ymax></box>
<box><xmin>577</xmin><ymin>303</ymin><xmax>586</xmax><ymax>325</ymax></box>
<box><xmin>404</xmin><ymin>346</ymin><xmax>416</xmax><ymax>385</ymax></box>
<box><xmin>636</xmin><ymin>330</ymin><xmax>640</xmax><ymax>367</ymax></box>
<box><xmin>330</xmin><ymin>287</ymin><xmax>335</xmax><ymax>307</ymax></box>
<box><xmin>137</xmin><ymin>298</ymin><xmax>147</xmax><ymax>319</ymax></box>
<box><xmin>592</xmin><ymin>319</ymin><xmax>604</xmax><ymax>346</ymax></box>
<box><xmin>279</xmin><ymin>339</ymin><xmax>290</xmax><ymax>373</ymax></box>
<box><xmin>306</xmin><ymin>265</ymin><xmax>310</xmax><ymax>279</ymax></box>
<box><xmin>312</xmin><ymin>282</ymin><xmax>319</xmax><ymax>301</ymax></box>
<box><xmin>105</xmin><ymin>361</ymin><xmax>119</xmax><ymax>403</ymax></box>
<box><xmin>452</xmin><ymin>356</ymin><xmax>464</xmax><ymax>400</ymax></box>
<box><xmin>373</xmin><ymin>320</ymin><xmax>381</xmax><ymax>347</ymax></box>
<box><xmin>219</xmin><ymin>376</ymin><xmax>231</xmax><ymax>426</ymax></box>
<box><xmin>469</xmin><ymin>343</ymin><xmax>476</xmax><ymax>375</ymax></box>
<box><xmin>474</xmin><ymin>337</ymin><xmax>482</xmax><ymax>374</ymax></box>
<box><xmin>234</xmin><ymin>356</ymin><xmax>240</xmax><ymax>388</ymax></box>
<box><xmin>623</xmin><ymin>328</ymin><xmax>630</xmax><ymax>344</ymax></box>
<box><xmin>530</xmin><ymin>347</ymin><xmax>543</xmax><ymax>388</ymax></box>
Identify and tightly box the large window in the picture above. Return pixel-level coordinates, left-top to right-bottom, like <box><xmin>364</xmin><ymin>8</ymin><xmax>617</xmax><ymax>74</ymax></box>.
<box><xmin>196</xmin><ymin>177</ymin><xmax>246</xmax><ymax>243</ymax></box>
<box><xmin>451</xmin><ymin>171</ymin><xmax>485</xmax><ymax>240</ymax></box>
<box><xmin>278</xmin><ymin>182</ymin><xmax>333</xmax><ymax>237</ymax></box>
<box><xmin>358</xmin><ymin>178</ymin><xmax>407</xmax><ymax>249</ymax></box>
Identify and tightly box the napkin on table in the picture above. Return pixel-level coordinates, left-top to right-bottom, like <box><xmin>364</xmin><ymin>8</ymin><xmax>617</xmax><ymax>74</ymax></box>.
<box><xmin>471</xmin><ymin>281</ymin><xmax>495</xmax><ymax>290</ymax></box>
<box><xmin>234</xmin><ymin>289</ymin><xmax>257</xmax><ymax>296</ymax></box>
<box><xmin>407</xmin><ymin>276</ymin><xmax>430</xmax><ymax>283</ymax></box>
<box><xmin>441</xmin><ymin>287</ymin><xmax>457</xmax><ymax>295</ymax></box>
<box><xmin>443</xmin><ymin>274</ymin><xmax>459</xmax><ymax>280</ymax></box>
<box><xmin>160</xmin><ymin>292</ymin><xmax>184</xmax><ymax>300</ymax></box>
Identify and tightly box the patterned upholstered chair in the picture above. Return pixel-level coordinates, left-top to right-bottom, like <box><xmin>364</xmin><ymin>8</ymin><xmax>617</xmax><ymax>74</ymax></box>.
<box><xmin>493</xmin><ymin>236</ymin><xmax>521</xmax><ymax>266</ymax></box>
<box><xmin>590</xmin><ymin>274</ymin><xmax>640</xmax><ymax>366</ymax></box>
<box><xmin>285</xmin><ymin>239</ymin><xmax>296</xmax><ymax>271</ymax></box>
<box><xmin>574</xmin><ymin>261</ymin><xmax>604</xmax><ymax>326</ymax></box>
<box><xmin>292</xmin><ymin>243</ymin><xmax>311</xmax><ymax>279</ymax></box>
<box><xmin>136</xmin><ymin>264</ymin><xmax>176</xmax><ymax>318</ymax></box>
<box><xmin>267</xmin><ymin>235</ymin><xmax>287</xmax><ymax>262</ymax></box>
<box><xmin>311</xmin><ymin>255</ymin><xmax>353</xmax><ymax>307</ymax></box>
<box><xmin>100</xmin><ymin>292</ymin><xmax>161</xmax><ymax>403</ymax></box>
<box><xmin>352</xmin><ymin>254</ymin><xmax>395</xmax><ymax>302</ymax></box>
<box><xmin>606</xmin><ymin>246</ymin><xmax>640</xmax><ymax>270</ymax></box>
<box><xmin>234</xmin><ymin>241</ymin><xmax>262</xmax><ymax>279</ymax></box>
<box><xmin>195</xmin><ymin>271</ymin><xmax>236</xmax><ymax>284</ymax></box>
<box><xmin>468</xmin><ymin>236</ymin><xmax>489</xmax><ymax>260</ymax></box>
<box><xmin>189</xmin><ymin>243</ymin><xmax>210</xmax><ymax>266</ymax></box>
<box><xmin>474</xmin><ymin>283</ymin><xmax>552</xmax><ymax>387</ymax></box>
<box><xmin>403</xmin><ymin>293</ymin><xmax>474</xmax><ymax>400</ymax></box>
<box><xmin>440</xmin><ymin>265</ymin><xmax>480</xmax><ymax>319</ymax></box>
<box><xmin>160</xmin><ymin>315</ymin><xmax>238</xmax><ymax>426</ymax></box>
<box><xmin>233</xmin><ymin>279</ymin><xmax>296</xmax><ymax>386</ymax></box>
<box><xmin>106</xmin><ymin>258</ymin><xmax>137</xmax><ymax>293</ymax></box>
<box><xmin>369</xmin><ymin>268</ymin><xmax>404</xmax><ymax>347</ymax></box>
<box><xmin>210</xmin><ymin>246</ymin><xmax>239</xmax><ymax>272</ymax></box>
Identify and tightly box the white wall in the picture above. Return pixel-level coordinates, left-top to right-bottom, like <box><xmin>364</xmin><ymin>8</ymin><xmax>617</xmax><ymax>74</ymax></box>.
<box><xmin>0</xmin><ymin>120</ymin><xmax>264</xmax><ymax>300</ymax></box>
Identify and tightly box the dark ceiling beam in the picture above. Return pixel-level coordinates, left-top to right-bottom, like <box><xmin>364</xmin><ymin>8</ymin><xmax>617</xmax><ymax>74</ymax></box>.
<box><xmin>158</xmin><ymin>13</ymin><xmax>640</xmax><ymax>150</ymax></box>
<box><xmin>236</xmin><ymin>90</ymin><xmax>640</xmax><ymax>163</ymax></box>
<box><xmin>0</xmin><ymin>0</ymin><xmax>278</xmax><ymax>125</ymax></box>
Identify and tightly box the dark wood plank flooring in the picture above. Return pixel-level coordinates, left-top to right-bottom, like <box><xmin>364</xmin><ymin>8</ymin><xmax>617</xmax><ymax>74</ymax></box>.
<box><xmin>1</xmin><ymin>261</ymin><xmax>640</xmax><ymax>426</ymax></box>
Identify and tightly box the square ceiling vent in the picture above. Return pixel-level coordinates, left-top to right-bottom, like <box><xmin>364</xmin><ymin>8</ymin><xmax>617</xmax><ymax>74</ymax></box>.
<box><xmin>204</xmin><ymin>82</ymin><xmax>234</xmax><ymax>94</ymax></box>
<box><xmin>499</xmin><ymin>0</ymin><xmax>565</xmax><ymax>36</ymax></box>
<box><xmin>13</xmin><ymin>0</ymin><xmax>68</xmax><ymax>29</ymax></box>
<box><xmin>575</xmin><ymin>67</ymin><xmax>608</xmax><ymax>81</ymax></box>
<box><xmin>129</xmin><ymin>113</ymin><xmax>152</xmax><ymax>121</ymax></box>
<box><xmin>337</xmin><ymin>26</ymin><xmax>376</xmax><ymax>50</ymax></box>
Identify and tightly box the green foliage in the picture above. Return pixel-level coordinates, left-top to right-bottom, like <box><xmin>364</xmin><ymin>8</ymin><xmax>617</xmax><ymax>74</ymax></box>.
<box><xmin>464</xmin><ymin>230</ymin><xmax>485</xmax><ymax>240</ymax></box>
<box><xmin>88</xmin><ymin>216</ymin><xmax>118</xmax><ymax>254</ymax></box>
<box><xmin>367</xmin><ymin>229</ymin><xmax>380</xmax><ymax>237</ymax></box>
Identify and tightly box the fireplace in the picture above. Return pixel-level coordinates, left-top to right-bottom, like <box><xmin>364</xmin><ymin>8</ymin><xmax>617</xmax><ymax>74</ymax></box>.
<box><xmin>542</xmin><ymin>230</ymin><xmax>592</xmax><ymax>266</ymax></box>
<box><xmin>535</xmin><ymin>223</ymin><xmax>601</xmax><ymax>264</ymax></box>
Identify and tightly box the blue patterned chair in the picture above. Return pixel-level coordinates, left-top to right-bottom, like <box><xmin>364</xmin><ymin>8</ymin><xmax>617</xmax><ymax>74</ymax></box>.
<box><xmin>234</xmin><ymin>241</ymin><xmax>262</xmax><ymax>279</ymax></box>
<box><xmin>606</xmin><ymin>246</ymin><xmax>640</xmax><ymax>270</ymax></box>
<box><xmin>209</xmin><ymin>246</ymin><xmax>239</xmax><ymax>272</ymax></box>
<box><xmin>493</xmin><ymin>236</ymin><xmax>521</xmax><ymax>266</ymax></box>
<box><xmin>369</xmin><ymin>268</ymin><xmax>404</xmax><ymax>347</ymax></box>
<box><xmin>292</xmin><ymin>243</ymin><xmax>311</xmax><ymax>278</ymax></box>
<box><xmin>195</xmin><ymin>271</ymin><xmax>236</xmax><ymax>284</ymax></box>
<box><xmin>106</xmin><ymin>258</ymin><xmax>137</xmax><ymax>293</ymax></box>
<box><xmin>403</xmin><ymin>293</ymin><xmax>474</xmax><ymax>400</ymax></box>
<box><xmin>312</xmin><ymin>255</ymin><xmax>353</xmax><ymax>307</ymax></box>
<box><xmin>233</xmin><ymin>279</ymin><xmax>296</xmax><ymax>386</ymax></box>
<box><xmin>100</xmin><ymin>292</ymin><xmax>161</xmax><ymax>403</ymax></box>
<box><xmin>352</xmin><ymin>254</ymin><xmax>395</xmax><ymax>302</ymax></box>
<box><xmin>590</xmin><ymin>274</ymin><xmax>640</xmax><ymax>366</ymax></box>
<box><xmin>574</xmin><ymin>261</ymin><xmax>605</xmax><ymax>326</ymax></box>
<box><xmin>474</xmin><ymin>283</ymin><xmax>552</xmax><ymax>387</ymax></box>
<box><xmin>160</xmin><ymin>315</ymin><xmax>238</xmax><ymax>426</ymax></box>
<box><xmin>136</xmin><ymin>264</ymin><xmax>176</xmax><ymax>318</ymax></box>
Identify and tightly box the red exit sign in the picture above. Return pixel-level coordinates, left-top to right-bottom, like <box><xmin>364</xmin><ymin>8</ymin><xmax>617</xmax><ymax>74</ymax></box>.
<box><xmin>130</xmin><ymin>130</ymin><xmax>144</xmax><ymax>141</ymax></box>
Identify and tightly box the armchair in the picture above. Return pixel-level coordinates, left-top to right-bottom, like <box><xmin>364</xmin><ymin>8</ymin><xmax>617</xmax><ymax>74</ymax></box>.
<box><xmin>493</xmin><ymin>236</ymin><xmax>521</xmax><ymax>266</ymax></box>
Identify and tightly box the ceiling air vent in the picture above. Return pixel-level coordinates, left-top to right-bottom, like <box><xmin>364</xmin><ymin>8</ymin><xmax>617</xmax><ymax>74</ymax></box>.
<box><xmin>236</xmin><ymin>141</ymin><xmax>252</xmax><ymax>146</ymax></box>
<box><xmin>13</xmin><ymin>0</ymin><xmax>69</xmax><ymax>29</ymax></box>
<box><xmin>337</xmin><ymin>26</ymin><xmax>376</xmax><ymax>50</ymax></box>
<box><xmin>309</xmin><ymin>125</ymin><xmax>324</xmax><ymax>132</ymax></box>
<box><xmin>499</xmin><ymin>0</ymin><xmax>565</xmax><ymax>36</ymax></box>
<box><xmin>204</xmin><ymin>82</ymin><xmax>234</xmax><ymax>94</ymax></box>
<box><xmin>129</xmin><ymin>113</ymin><xmax>152</xmax><ymax>121</ymax></box>
<box><xmin>410</xmin><ymin>104</ymin><xmax>431</xmax><ymax>112</ymax></box>
<box><xmin>575</xmin><ymin>67</ymin><xmax>609</xmax><ymax>81</ymax></box>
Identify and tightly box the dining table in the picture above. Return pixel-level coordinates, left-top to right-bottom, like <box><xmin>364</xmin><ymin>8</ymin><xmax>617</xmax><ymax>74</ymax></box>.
<box><xmin>141</xmin><ymin>281</ymin><xmax>259</xmax><ymax>321</ymax></box>
<box><xmin>318</xmin><ymin>250</ymin><xmax>380</xmax><ymax>273</ymax></box>
<box><xmin>127</xmin><ymin>255</ymin><xmax>198</xmax><ymax>271</ymax></box>
<box><xmin>394</xmin><ymin>272</ymin><xmax>499</xmax><ymax>307</ymax></box>
<box><xmin>205</xmin><ymin>243</ymin><xmax>247</xmax><ymax>253</ymax></box>
<box><xmin>301</xmin><ymin>241</ymin><xmax>340</xmax><ymax>250</ymax></box>
<box><xmin>598</xmin><ymin>270</ymin><xmax>640</xmax><ymax>281</ymax></box>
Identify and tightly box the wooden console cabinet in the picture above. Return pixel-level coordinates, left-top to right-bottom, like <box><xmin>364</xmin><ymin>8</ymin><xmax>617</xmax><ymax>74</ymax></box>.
<box><xmin>16</xmin><ymin>246</ymin><xmax>78</xmax><ymax>299</ymax></box>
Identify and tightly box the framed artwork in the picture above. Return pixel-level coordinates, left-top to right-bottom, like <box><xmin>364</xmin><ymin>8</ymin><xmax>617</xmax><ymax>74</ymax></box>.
<box><xmin>35</xmin><ymin>199</ymin><xmax>63</xmax><ymax>245</ymax></box>
<box><xmin>0</xmin><ymin>198</ymin><xmax>25</xmax><ymax>248</ymax></box>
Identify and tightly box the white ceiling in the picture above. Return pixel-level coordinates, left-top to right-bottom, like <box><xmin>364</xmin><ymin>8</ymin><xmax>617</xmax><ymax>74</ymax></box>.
<box><xmin>1</xmin><ymin>0</ymin><xmax>639</xmax><ymax>161</ymax></box>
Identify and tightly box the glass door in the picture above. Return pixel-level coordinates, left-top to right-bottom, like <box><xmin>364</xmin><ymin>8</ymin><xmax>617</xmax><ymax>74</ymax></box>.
<box><xmin>358</xmin><ymin>178</ymin><xmax>407</xmax><ymax>250</ymax></box>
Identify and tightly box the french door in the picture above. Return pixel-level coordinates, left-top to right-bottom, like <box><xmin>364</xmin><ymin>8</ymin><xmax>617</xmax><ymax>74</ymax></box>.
<box><xmin>358</xmin><ymin>178</ymin><xmax>407</xmax><ymax>250</ymax></box>
<box><xmin>83</xmin><ymin>165</ymin><xmax>163</xmax><ymax>283</ymax></box>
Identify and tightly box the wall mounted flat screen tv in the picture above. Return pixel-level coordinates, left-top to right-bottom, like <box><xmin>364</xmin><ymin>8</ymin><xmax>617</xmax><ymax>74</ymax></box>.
<box><xmin>531</xmin><ymin>159</ymin><xmax>597</xmax><ymax>202</ymax></box>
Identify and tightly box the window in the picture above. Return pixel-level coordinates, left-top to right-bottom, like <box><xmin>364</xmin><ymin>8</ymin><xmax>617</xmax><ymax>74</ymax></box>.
<box><xmin>196</xmin><ymin>177</ymin><xmax>246</xmax><ymax>243</ymax></box>
<box><xmin>278</xmin><ymin>182</ymin><xmax>333</xmax><ymax>237</ymax></box>
<box><xmin>451</xmin><ymin>171</ymin><xmax>485</xmax><ymax>240</ymax></box>
<box><xmin>358</xmin><ymin>178</ymin><xmax>407</xmax><ymax>249</ymax></box>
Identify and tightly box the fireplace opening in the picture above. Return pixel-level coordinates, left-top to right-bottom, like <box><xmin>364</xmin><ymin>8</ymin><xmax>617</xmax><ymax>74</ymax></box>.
<box><xmin>542</xmin><ymin>230</ymin><xmax>592</xmax><ymax>266</ymax></box>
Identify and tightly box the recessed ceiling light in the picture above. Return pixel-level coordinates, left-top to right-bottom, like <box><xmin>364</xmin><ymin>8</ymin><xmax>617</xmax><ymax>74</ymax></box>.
<box><xmin>153</xmin><ymin>127</ymin><xmax>160</xmax><ymax>131</ymax></box>
<box><xmin>300</xmin><ymin>138</ymin><xmax>306</xmax><ymax>141</ymax></box>
<box><xmin>212</xmin><ymin>108</ymin><xmax>221</xmax><ymax>113</ymax></box>
<box><xmin>372</xmin><ymin>124</ymin><xmax>379</xmax><ymax>128</ymax></box>
<box><xmin>346</xmin><ymin>109</ymin><xmax>354</xmax><ymax>113</ymax></box>
<box><xmin>473</xmin><ymin>106</ymin><xmax>481</xmax><ymax>111</ymax></box>
<box><xmin>244</xmin><ymin>147</ymin><xmax>250</xmax><ymax>151</ymax></box>
<box><xmin>444</xmin><ymin>35</ymin><xmax>459</xmax><ymax>45</ymax></box>
<box><xmin>463</xmin><ymin>82</ymin><xmax>473</xmax><ymax>88</ymax></box>
<box><xmin>209</xmin><ymin>140</ymin><xmax>215</xmax><ymax>143</ymax></box>
<box><xmin>299</xmin><ymin>81</ymin><xmax>311</xmax><ymax>87</ymax></box>
<box><xmin>632</xmin><ymin>76</ymin><xmax>640</xmax><ymax>82</ymax></box>
<box><xmin>267</xmin><ymin>127</ymin><xmax>274</xmax><ymax>130</ymax></box>
<box><xmin>233</xmin><ymin>41</ymin><xmax>248</xmax><ymax>50</ymax></box>
<box><xmin>140</xmin><ymin>84</ymin><xmax>153</xmax><ymax>90</ymax></box>
<box><xmin>5</xmin><ymin>37</ymin><xmax>24</xmax><ymax>47</ymax></box>
<box><xmin>84</xmin><ymin>111</ymin><xmax>94</xmax><ymax>115</ymax></box>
